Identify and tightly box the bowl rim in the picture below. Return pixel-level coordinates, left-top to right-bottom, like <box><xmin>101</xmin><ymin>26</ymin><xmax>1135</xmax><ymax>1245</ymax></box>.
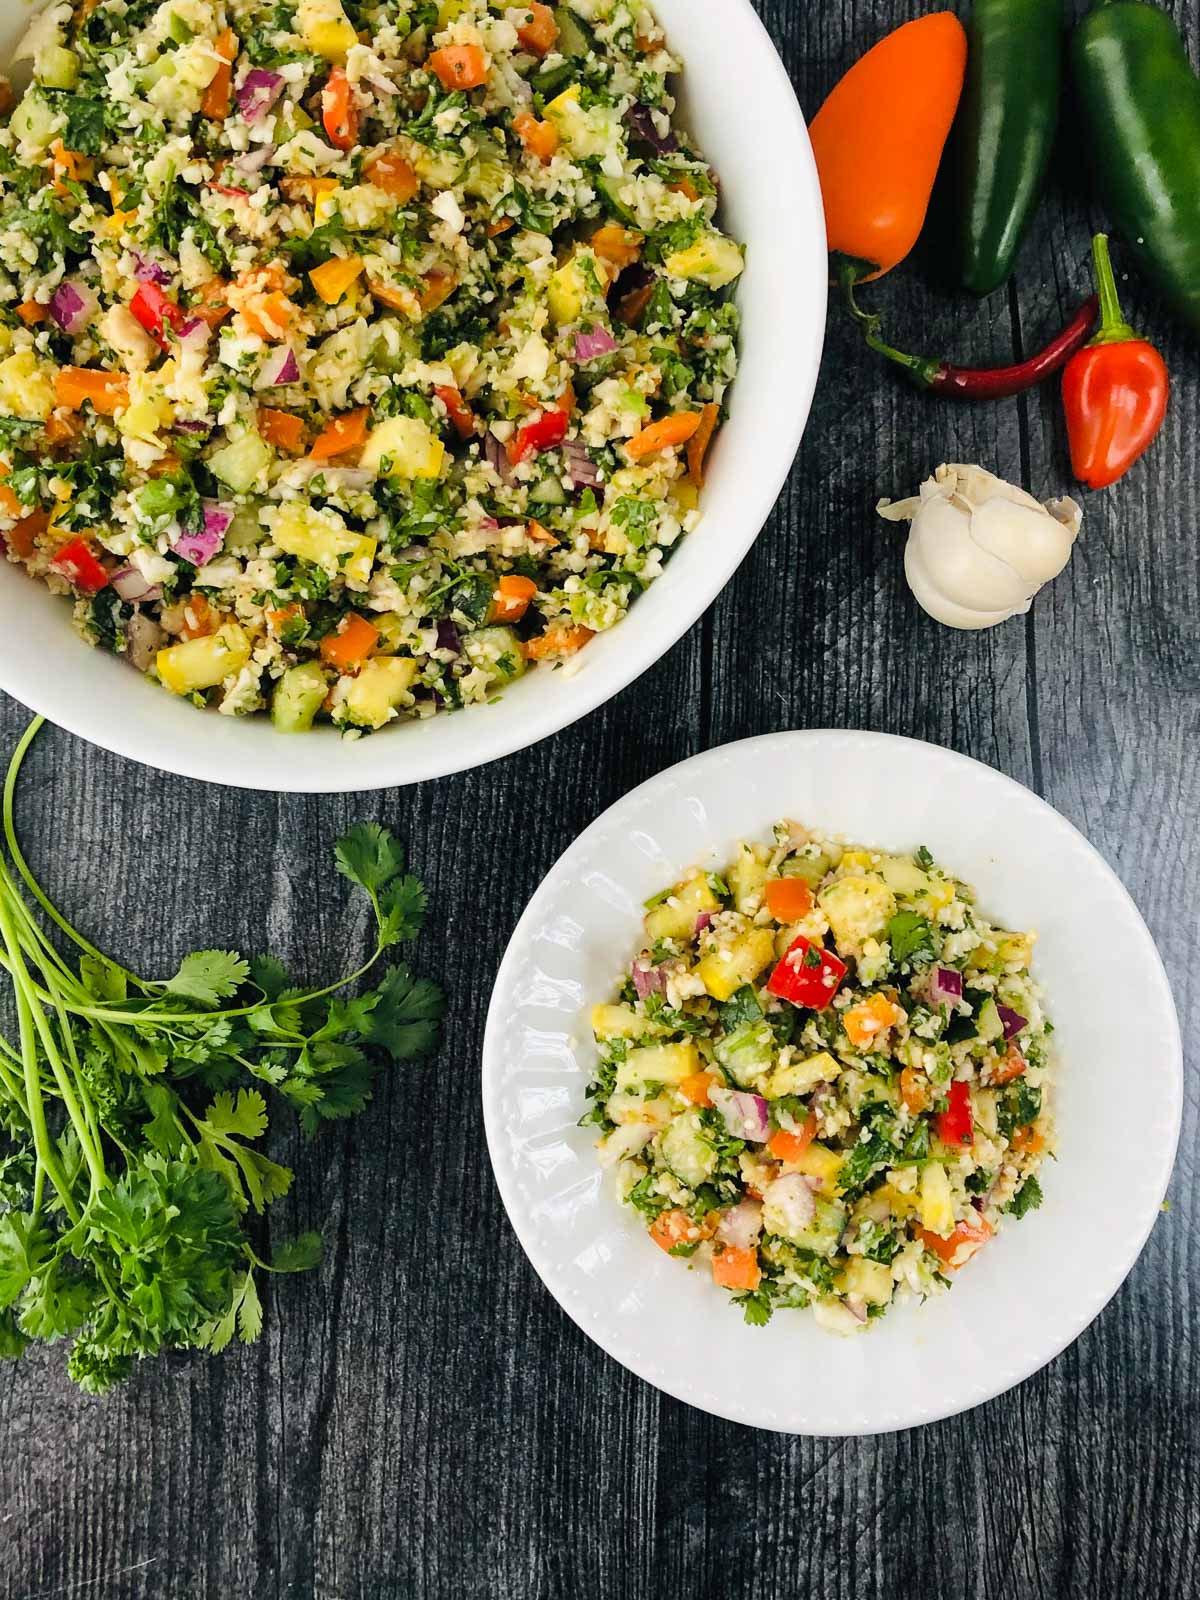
<box><xmin>0</xmin><ymin>0</ymin><xmax>827</xmax><ymax>793</ymax></box>
<box><xmin>481</xmin><ymin>729</ymin><xmax>1184</xmax><ymax>1434</ymax></box>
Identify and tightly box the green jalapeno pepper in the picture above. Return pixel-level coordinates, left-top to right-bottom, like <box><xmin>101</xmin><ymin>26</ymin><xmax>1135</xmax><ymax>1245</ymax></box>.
<box><xmin>954</xmin><ymin>0</ymin><xmax>1064</xmax><ymax>296</ymax></box>
<box><xmin>1072</xmin><ymin>0</ymin><xmax>1200</xmax><ymax>335</ymax></box>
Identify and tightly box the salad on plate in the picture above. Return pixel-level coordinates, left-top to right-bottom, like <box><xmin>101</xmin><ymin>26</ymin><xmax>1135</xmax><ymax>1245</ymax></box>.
<box><xmin>0</xmin><ymin>0</ymin><xmax>742</xmax><ymax>733</ymax></box>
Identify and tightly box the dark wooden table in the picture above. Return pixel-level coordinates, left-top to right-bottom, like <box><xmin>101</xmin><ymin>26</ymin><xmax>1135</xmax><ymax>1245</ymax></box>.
<box><xmin>3</xmin><ymin>2</ymin><xmax>1198</xmax><ymax>1596</ymax></box>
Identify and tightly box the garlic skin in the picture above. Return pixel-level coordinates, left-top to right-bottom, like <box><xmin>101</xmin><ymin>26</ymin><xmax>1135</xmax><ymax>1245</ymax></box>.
<box><xmin>878</xmin><ymin>464</ymin><xmax>1082</xmax><ymax>630</ymax></box>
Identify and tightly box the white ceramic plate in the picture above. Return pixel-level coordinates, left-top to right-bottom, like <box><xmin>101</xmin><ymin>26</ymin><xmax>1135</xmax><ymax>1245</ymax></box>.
<box><xmin>482</xmin><ymin>732</ymin><xmax>1182</xmax><ymax>1435</ymax></box>
<box><xmin>0</xmin><ymin>0</ymin><xmax>825</xmax><ymax>792</ymax></box>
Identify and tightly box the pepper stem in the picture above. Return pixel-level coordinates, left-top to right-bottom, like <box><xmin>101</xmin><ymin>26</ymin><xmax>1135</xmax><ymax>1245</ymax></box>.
<box><xmin>1088</xmin><ymin>233</ymin><xmax>1136</xmax><ymax>347</ymax></box>
<box><xmin>838</xmin><ymin>262</ymin><xmax>942</xmax><ymax>391</ymax></box>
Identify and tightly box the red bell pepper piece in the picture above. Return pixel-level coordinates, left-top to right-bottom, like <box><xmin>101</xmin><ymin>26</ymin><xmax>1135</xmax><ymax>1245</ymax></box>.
<box><xmin>129</xmin><ymin>282</ymin><xmax>187</xmax><ymax>349</ymax></box>
<box><xmin>50</xmin><ymin>537</ymin><xmax>108</xmax><ymax>593</ymax></box>
<box><xmin>917</xmin><ymin>1213</ymin><xmax>992</xmax><ymax>1270</ymax></box>
<box><xmin>936</xmin><ymin>1079</ymin><xmax>973</xmax><ymax>1147</ymax></box>
<box><xmin>766</xmin><ymin>934</ymin><xmax>847</xmax><ymax>1010</ymax></box>
<box><xmin>1062</xmin><ymin>233</ymin><xmax>1169</xmax><ymax>490</ymax></box>
<box><xmin>508</xmin><ymin>406</ymin><xmax>568</xmax><ymax>465</ymax></box>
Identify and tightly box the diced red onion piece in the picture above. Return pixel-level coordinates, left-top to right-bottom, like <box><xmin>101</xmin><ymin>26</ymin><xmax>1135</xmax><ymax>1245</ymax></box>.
<box><xmin>172</xmin><ymin>419</ymin><xmax>212</xmax><ymax>434</ymax></box>
<box><xmin>49</xmin><ymin>280</ymin><xmax>97</xmax><ymax>334</ymax></box>
<box><xmin>561</xmin><ymin>437</ymin><xmax>601</xmax><ymax>488</ymax></box>
<box><xmin>484</xmin><ymin>431</ymin><xmax>514</xmax><ymax>486</ymax></box>
<box><xmin>928</xmin><ymin>966</ymin><xmax>963</xmax><ymax>1006</ymax></box>
<box><xmin>261</xmin><ymin>346</ymin><xmax>300</xmax><ymax>386</ymax></box>
<box><xmin>997</xmin><ymin>1003</ymin><xmax>1028</xmax><ymax>1041</ymax></box>
<box><xmin>110</xmin><ymin>565</ymin><xmax>161</xmax><ymax>603</ymax></box>
<box><xmin>763</xmin><ymin>1172</ymin><xmax>816</xmax><ymax>1228</ymax></box>
<box><xmin>716</xmin><ymin>1197</ymin><xmax>763</xmax><ymax>1250</ymax></box>
<box><xmin>631</xmin><ymin>960</ymin><xmax>667</xmax><ymax>1001</ymax></box>
<box><xmin>365</xmin><ymin>74</ymin><xmax>398</xmax><ymax>98</ymax></box>
<box><xmin>171</xmin><ymin>502</ymin><xmax>231</xmax><ymax>566</ymax></box>
<box><xmin>178</xmin><ymin>316</ymin><xmax>205</xmax><ymax>340</ymax></box>
<box><xmin>710</xmin><ymin>1086</ymin><xmax>770</xmax><ymax>1143</ymax></box>
<box><xmin>845</xmin><ymin>1295</ymin><xmax>868</xmax><ymax>1325</ymax></box>
<box><xmin>573</xmin><ymin>325</ymin><xmax>618</xmax><ymax>363</ymax></box>
<box><xmin>436</xmin><ymin>618</ymin><xmax>461</xmax><ymax>655</ymax></box>
<box><xmin>132</xmin><ymin>252</ymin><xmax>172</xmax><ymax>286</ymax></box>
<box><xmin>624</xmin><ymin>101</ymin><xmax>678</xmax><ymax>154</ymax></box>
<box><xmin>234</xmin><ymin>144</ymin><xmax>275</xmax><ymax>175</ymax></box>
<box><xmin>236</xmin><ymin>67</ymin><xmax>285</xmax><ymax>122</ymax></box>
<box><xmin>693</xmin><ymin>910</ymin><xmax>712</xmax><ymax>936</ymax></box>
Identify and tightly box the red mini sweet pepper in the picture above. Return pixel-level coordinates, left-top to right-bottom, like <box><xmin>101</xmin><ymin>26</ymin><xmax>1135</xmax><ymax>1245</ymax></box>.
<box><xmin>766</xmin><ymin>934</ymin><xmax>847</xmax><ymax>1010</ymax></box>
<box><xmin>1062</xmin><ymin>233</ymin><xmax>1169</xmax><ymax>490</ymax></box>
<box><xmin>936</xmin><ymin>1079</ymin><xmax>973</xmax><ymax>1147</ymax></box>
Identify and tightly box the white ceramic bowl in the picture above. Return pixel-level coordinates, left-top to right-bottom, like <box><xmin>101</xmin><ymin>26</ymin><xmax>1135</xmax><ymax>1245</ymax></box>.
<box><xmin>0</xmin><ymin>0</ymin><xmax>825</xmax><ymax>792</ymax></box>
<box><xmin>482</xmin><ymin>732</ymin><xmax>1182</xmax><ymax>1435</ymax></box>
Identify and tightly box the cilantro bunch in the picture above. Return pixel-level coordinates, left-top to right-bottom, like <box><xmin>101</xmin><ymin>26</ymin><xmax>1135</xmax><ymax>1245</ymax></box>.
<box><xmin>0</xmin><ymin>720</ymin><xmax>443</xmax><ymax>1393</ymax></box>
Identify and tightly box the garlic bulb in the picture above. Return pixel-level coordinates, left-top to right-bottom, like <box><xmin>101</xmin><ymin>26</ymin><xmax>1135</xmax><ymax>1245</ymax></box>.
<box><xmin>878</xmin><ymin>464</ymin><xmax>1082</xmax><ymax>630</ymax></box>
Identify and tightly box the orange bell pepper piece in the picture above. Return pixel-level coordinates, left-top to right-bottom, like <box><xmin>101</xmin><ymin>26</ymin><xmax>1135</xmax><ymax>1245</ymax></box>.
<box><xmin>177</xmin><ymin>592</ymin><xmax>217</xmax><ymax>640</ymax></box>
<box><xmin>1010</xmin><ymin>1124</ymin><xmax>1045</xmax><ymax>1156</ymax></box>
<box><xmin>55</xmin><ymin>367</ymin><xmax>129</xmax><ymax>415</ymax></box>
<box><xmin>686</xmin><ymin>401</ymin><xmax>720</xmax><ymax>487</ymax></box>
<box><xmin>678</xmin><ymin>1071</ymin><xmax>715</xmax><ymax>1107</ymax></box>
<box><xmin>711</xmin><ymin>1244</ymin><xmax>761</xmax><ymax>1291</ymax></box>
<box><xmin>767</xmin><ymin>1112</ymin><xmax>818</xmax><ymax>1166</ymax></box>
<box><xmin>320</xmin><ymin>611</ymin><xmax>379</xmax><ymax>670</ymax></box>
<box><xmin>512</xmin><ymin>109</ymin><xmax>560</xmax><ymax>163</ymax></box>
<box><xmin>201</xmin><ymin>29</ymin><xmax>237</xmax><ymax>121</ymax></box>
<box><xmin>189</xmin><ymin>278</ymin><xmax>232</xmax><ymax>331</ymax></box>
<box><xmin>433</xmin><ymin>384</ymin><xmax>475</xmax><ymax>440</ymax></box>
<box><xmin>842</xmin><ymin>993</ymin><xmax>903</xmax><ymax>1050</ymax></box>
<box><xmin>516</xmin><ymin>2</ymin><xmax>558</xmax><ymax>55</ymax></box>
<box><xmin>525</xmin><ymin>518</ymin><xmax>558</xmax><ymax>548</ymax></box>
<box><xmin>521</xmin><ymin>624</ymin><xmax>594</xmax><ymax>660</ymax></box>
<box><xmin>763</xmin><ymin>877</ymin><xmax>814</xmax><ymax>923</ymax></box>
<box><xmin>6</xmin><ymin>510</ymin><xmax>49</xmax><ymax>559</ymax></box>
<box><xmin>15</xmin><ymin>300</ymin><xmax>45</xmax><ymax>326</ymax></box>
<box><xmin>625</xmin><ymin>410</ymin><xmax>701</xmax><ymax>461</ymax></box>
<box><xmin>258</xmin><ymin>407</ymin><xmax>306</xmax><ymax>455</ymax></box>
<box><xmin>428</xmin><ymin>44</ymin><xmax>487</xmax><ymax>90</ymax></box>
<box><xmin>309</xmin><ymin>407</ymin><xmax>369</xmax><ymax>461</ymax></box>
<box><xmin>591</xmin><ymin>224</ymin><xmax>643</xmax><ymax>269</ymax></box>
<box><xmin>649</xmin><ymin>1209</ymin><xmax>716</xmax><ymax>1255</ymax></box>
<box><xmin>418</xmin><ymin>269</ymin><xmax>457</xmax><ymax>313</ymax></box>
<box><xmin>363</xmin><ymin>150</ymin><xmax>418</xmax><ymax>201</ymax></box>
<box><xmin>899</xmin><ymin>1065</ymin><xmax>930</xmax><ymax>1115</ymax></box>
<box><xmin>917</xmin><ymin>1215</ymin><xmax>993</xmax><ymax>1271</ymax></box>
<box><xmin>322</xmin><ymin>66</ymin><xmax>358</xmax><ymax>151</ymax></box>
<box><xmin>489</xmin><ymin>574</ymin><xmax>537</xmax><ymax>624</ymax></box>
<box><xmin>990</xmin><ymin>1043</ymin><xmax>1027</xmax><ymax>1087</ymax></box>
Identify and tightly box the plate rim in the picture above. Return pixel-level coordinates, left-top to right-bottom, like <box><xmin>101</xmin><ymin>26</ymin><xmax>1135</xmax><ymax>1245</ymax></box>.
<box><xmin>482</xmin><ymin>728</ymin><xmax>1184</xmax><ymax>1435</ymax></box>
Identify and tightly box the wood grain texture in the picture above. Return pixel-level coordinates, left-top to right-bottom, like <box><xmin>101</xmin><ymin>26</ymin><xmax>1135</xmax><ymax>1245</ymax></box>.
<box><xmin>2</xmin><ymin>2</ymin><xmax>1198</xmax><ymax>1597</ymax></box>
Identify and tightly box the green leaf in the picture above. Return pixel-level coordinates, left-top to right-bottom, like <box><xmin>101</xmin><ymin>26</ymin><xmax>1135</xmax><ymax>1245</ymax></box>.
<box><xmin>334</xmin><ymin>822</ymin><xmax>406</xmax><ymax>895</ymax></box>
<box><xmin>203</xmin><ymin>1088</ymin><xmax>269</xmax><ymax>1142</ymax></box>
<box><xmin>0</xmin><ymin>1308</ymin><xmax>28</xmax><ymax>1359</ymax></box>
<box><xmin>376</xmin><ymin>874</ymin><xmax>427</xmax><ymax>946</ymax></box>
<box><xmin>1008</xmin><ymin>1175</ymin><xmax>1044</xmax><ymax>1219</ymax></box>
<box><xmin>237</xmin><ymin>1270</ymin><xmax>263</xmax><ymax>1343</ymax></box>
<box><xmin>365</xmin><ymin>962</ymin><xmax>444</xmax><ymax>1061</ymax></box>
<box><xmin>141</xmin><ymin>1083</ymin><xmax>189</xmax><ymax>1157</ymax></box>
<box><xmin>0</xmin><ymin>1212</ymin><xmax>51</xmax><ymax>1308</ymax></box>
<box><xmin>249</xmin><ymin>954</ymin><xmax>290</xmax><ymax>1000</ymax></box>
<box><xmin>271</xmin><ymin>1232</ymin><xmax>324</xmax><ymax>1273</ymax></box>
<box><xmin>79</xmin><ymin>953</ymin><xmax>127</xmax><ymax>1003</ymax></box>
<box><xmin>163</xmin><ymin>950</ymin><xmax>251</xmax><ymax>1007</ymax></box>
<box><xmin>886</xmin><ymin>911</ymin><xmax>937</xmax><ymax>967</ymax></box>
<box><xmin>733</xmin><ymin>1289</ymin><xmax>773</xmax><ymax>1327</ymax></box>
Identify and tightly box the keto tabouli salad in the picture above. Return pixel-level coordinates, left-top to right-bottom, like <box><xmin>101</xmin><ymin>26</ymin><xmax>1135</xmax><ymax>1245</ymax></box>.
<box><xmin>585</xmin><ymin>825</ymin><xmax>1055</xmax><ymax>1332</ymax></box>
<box><xmin>0</xmin><ymin>0</ymin><xmax>742</xmax><ymax>733</ymax></box>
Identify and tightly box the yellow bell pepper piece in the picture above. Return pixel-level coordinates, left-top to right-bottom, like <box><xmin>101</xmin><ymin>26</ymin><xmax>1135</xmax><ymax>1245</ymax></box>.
<box><xmin>309</xmin><ymin>255</ymin><xmax>364</xmax><ymax>305</ymax></box>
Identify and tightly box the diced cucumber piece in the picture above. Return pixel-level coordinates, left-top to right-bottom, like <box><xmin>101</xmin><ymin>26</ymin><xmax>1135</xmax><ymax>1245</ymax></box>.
<box><xmin>879</xmin><ymin>855</ymin><xmax>932</xmax><ymax>897</ymax></box>
<box><xmin>528</xmin><ymin>475</ymin><xmax>567</xmax><ymax>506</ymax></box>
<box><xmin>554</xmin><ymin>5</ymin><xmax>595</xmax><ymax>55</ymax></box>
<box><xmin>208</xmin><ymin>432</ymin><xmax>274</xmax><ymax>494</ymax></box>
<box><xmin>714</xmin><ymin>1020</ymin><xmax>774</xmax><ymax>1086</ymax></box>
<box><xmin>167</xmin><ymin>11</ymin><xmax>193</xmax><ymax>43</ymax></box>
<box><xmin>11</xmin><ymin>91</ymin><xmax>61</xmax><ymax>152</ymax></box>
<box><xmin>781</xmin><ymin>851</ymin><xmax>832</xmax><ymax>886</ymax></box>
<box><xmin>658</xmin><ymin>1109</ymin><xmax>717</xmax><ymax>1189</ymax></box>
<box><xmin>271</xmin><ymin>661</ymin><xmax>328</xmax><ymax>732</ymax></box>
<box><xmin>463</xmin><ymin>625</ymin><xmax>526</xmax><ymax>685</ymax></box>
<box><xmin>769</xmin><ymin>1196</ymin><xmax>846</xmax><ymax>1257</ymax></box>
<box><xmin>413</xmin><ymin>146</ymin><xmax>464</xmax><ymax>190</ymax></box>
<box><xmin>532</xmin><ymin>60</ymin><xmax>575</xmax><ymax>97</ymax></box>
<box><xmin>615</xmin><ymin>1040</ymin><xmax>699</xmax><ymax>1092</ymax></box>
<box><xmin>976</xmin><ymin>997</ymin><xmax>1004</xmax><ymax>1044</ymax></box>
<box><xmin>594</xmin><ymin>173</ymin><xmax>638</xmax><ymax>226</ymax></box>
<box><xmin>224</xmin><ymin>507</ymin><xmax>265</xmax><ymax>552</ymax></box>
<box><xmin>37</xmin><ymin>46</ymin><xmax>79</xmax><ymax>89</ymax></box>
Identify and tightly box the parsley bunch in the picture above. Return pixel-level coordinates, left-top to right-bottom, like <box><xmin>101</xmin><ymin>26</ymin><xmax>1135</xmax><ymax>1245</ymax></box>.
<box><xmin>0</xmin><ymin>720</ymin><xmax>443</xmax><ymax>1393</ymax></box>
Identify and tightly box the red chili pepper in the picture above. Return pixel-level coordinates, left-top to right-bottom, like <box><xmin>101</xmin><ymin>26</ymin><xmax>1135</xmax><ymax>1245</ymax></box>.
<box><xmin>1062</xmin><ymin>233</ymin><xmax>1169</xmax><ymax>490</ymax></box>
<box><xmin>765</xmin><ymin>934</ymin><xmax>847</xmax><ymax>1011</ymax></box>
<box><xmin>847</xmin><ymin>286</ymin><xmax>1099</xmax><ymax>399</ymax></box>
<box><xmin>936</xmin><ymin>1079</ymin><xmax>973</xmax><ymax>1147</ymax></box>
<box><xmin>508</xmin><ymin>406</ymin><xmax>569</xmax><ymax>466</ymax></box>
<box><xmin>50</xmin><ymin>537</ymin><xmax>108</xmax><ymax>593</ymax></box>
<box><xmin>129</xmin><ymin>282</ymin><xmax>187</xmax><ymax>349</ymax></box>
